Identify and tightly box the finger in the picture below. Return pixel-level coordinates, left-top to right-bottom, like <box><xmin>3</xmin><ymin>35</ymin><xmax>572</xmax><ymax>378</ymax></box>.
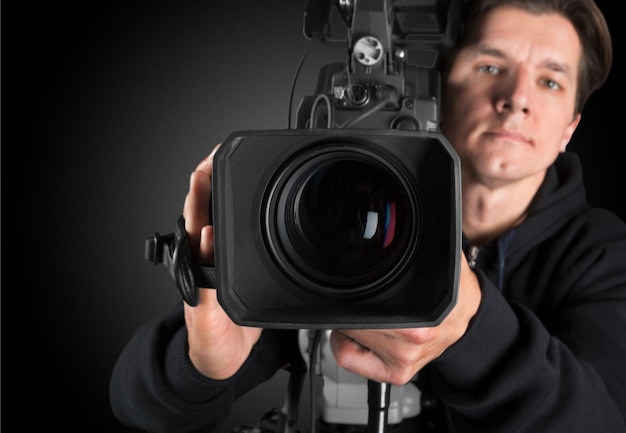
<box><xmin>335</xmin><ymin>329</ymin><xmax>392</xmax><ymax>353</ymax></box>
<box><xmin>183</xmin><ymin>170</ymin><xmax>212</xmax><ymax>237</ymax></box>
<box><xmin>195</xmin><ymin>144</ymin><xmax>220</xmax><ymax>176</ymax></box>
<box><xmin>330</xmin><ymin>331</ymin><xmax>389</xmax><ymax>381</ymax></box>
<box><xmin>198</xmin><ymin>224</ymin><xmax>215</xmax><ymax>266</ymax></box>
<box><xmin>184</xmin><ymin>145</ymin><xmax>221</xmax><ymax>223</ymax></box>
<box><xmin>183</xmin><ymin>145</ymin><xmax>221</xmax><ymax>252</ymax></box>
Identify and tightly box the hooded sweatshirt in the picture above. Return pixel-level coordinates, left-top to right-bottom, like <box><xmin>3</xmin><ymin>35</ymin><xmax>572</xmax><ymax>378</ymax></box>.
<box><xmin>110</xmin><ymin>152</ymin><xmax>626</xmax><ymax>432</ymax></box>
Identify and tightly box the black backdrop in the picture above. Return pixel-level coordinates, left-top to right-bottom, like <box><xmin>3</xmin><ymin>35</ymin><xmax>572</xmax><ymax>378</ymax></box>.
<box><xmin>2</xmin><ymin>1</ymin><xmax>624</xmax><ymax>431</ymax></box>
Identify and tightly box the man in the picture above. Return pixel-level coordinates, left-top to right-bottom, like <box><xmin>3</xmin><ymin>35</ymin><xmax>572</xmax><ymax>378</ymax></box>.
<box><xmin>110</xmin><ymin>0</ymin><xmax>625</xmax><ymax>431</ymax></box>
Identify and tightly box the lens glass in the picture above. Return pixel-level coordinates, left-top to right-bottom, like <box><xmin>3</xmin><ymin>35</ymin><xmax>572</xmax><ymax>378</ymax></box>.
<box><xmin>276</xmin><ymin>152</ymin><xmax>415</xmax><ymax>294</ymax></box>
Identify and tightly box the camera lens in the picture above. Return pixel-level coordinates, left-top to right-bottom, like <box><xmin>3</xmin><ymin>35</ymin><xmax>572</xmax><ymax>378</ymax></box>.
<box><xmin>268</xmin><ymin>146</ymin><xmax>418</xmax><ymax>299</ymax></box>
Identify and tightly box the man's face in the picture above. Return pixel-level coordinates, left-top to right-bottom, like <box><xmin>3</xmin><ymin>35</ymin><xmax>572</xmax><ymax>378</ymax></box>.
<box><xmin>441</xmin><ymin>6</ymin><xmax>582</xmax><ymax>188</ymax></box>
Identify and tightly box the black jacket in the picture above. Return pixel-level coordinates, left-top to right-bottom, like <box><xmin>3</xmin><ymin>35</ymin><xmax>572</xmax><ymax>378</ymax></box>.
<box><xmin>110</xmin><ymin>152</ymin><xmax>626</xmax><ymax>432</ymax></box>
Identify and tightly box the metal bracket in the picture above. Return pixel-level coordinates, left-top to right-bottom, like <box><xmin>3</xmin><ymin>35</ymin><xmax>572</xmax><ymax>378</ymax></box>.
<box><xmin>145</xmin><ymin>215</ymin><xmax>216</xmax><ymax>306</ymax></box>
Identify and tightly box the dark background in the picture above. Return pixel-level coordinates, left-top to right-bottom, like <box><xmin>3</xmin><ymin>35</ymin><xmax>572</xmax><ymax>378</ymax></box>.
<box><xmin>2</xmin><ymin>1</ymin><xmax>624</xmax><ymax>431</ymax></box>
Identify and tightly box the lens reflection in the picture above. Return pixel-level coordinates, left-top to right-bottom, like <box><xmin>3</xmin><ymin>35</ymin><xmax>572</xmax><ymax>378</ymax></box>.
<box><xmin>298</xmin><ymin>161</ymin><xmax>396</xmax><ymax>261</ymax></box>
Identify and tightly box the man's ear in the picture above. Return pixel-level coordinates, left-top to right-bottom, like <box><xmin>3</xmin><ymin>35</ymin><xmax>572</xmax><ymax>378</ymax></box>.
<box><xmin>561</xmin><ymin>113</ymin><xmax>581</xmax><ymax>152</ymax></box>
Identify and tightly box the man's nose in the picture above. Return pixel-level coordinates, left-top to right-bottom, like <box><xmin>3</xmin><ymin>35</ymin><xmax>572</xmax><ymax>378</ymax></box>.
<box><xmin>495</xmin><ymin>68</ymin><xmax>531</xmax><ymax>115</ymax></box>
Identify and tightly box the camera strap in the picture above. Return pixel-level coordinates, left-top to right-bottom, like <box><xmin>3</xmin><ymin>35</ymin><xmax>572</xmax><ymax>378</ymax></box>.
<box><xmin>144</xmin><ymin>215</ymin><xmax>216</xmax><ymax>307</ymax></box>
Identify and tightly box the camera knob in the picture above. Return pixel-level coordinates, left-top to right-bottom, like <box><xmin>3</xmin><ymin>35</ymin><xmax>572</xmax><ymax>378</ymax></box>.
<box><xmin>353</xmin><ymin>36</ymin><xmax>383</xmax><ymax>66</ymax></box>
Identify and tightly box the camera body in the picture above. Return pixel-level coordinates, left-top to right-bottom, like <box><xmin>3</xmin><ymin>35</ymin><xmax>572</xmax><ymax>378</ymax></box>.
<box><xmin>211</xmin><ymin>0</ymin><xmax>462</xmax><ymax>329</ymax></box>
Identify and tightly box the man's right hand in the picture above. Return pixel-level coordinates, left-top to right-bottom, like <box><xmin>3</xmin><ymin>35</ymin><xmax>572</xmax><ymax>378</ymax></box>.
<box><xmin>182</xmin><ymin>145</ymin><xmax>263</xmax><ymax>380</ymax></box>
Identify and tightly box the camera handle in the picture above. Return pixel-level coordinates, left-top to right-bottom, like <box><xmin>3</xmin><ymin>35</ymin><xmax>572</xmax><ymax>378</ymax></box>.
<box><xmin>368</xmin><ymin>380</ymin><xmax>391</xmax><ymax>433</ymax></box>
<box><xmin>145</xmin><ymin>215</ymin><xmax>215</xmax><ymax>306</ymax></box>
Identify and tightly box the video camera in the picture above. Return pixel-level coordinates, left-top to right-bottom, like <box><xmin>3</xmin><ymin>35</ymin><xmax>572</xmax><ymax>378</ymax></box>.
<box><xmin>147</xmin><ymin>0</ymin><xmax>463</xmax><ymax>329</ymax></box>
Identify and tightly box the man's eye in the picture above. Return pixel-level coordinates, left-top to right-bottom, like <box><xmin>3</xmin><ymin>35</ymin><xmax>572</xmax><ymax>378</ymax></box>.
<box><xmin>540</xmin><ymin>78</ymin><xmax>561</xmax><ymax>90</ymax></box>
<box><xmin>477</xmin><ymin>65</ymin><xmax>499</xmax><ymax>75</ymax></box>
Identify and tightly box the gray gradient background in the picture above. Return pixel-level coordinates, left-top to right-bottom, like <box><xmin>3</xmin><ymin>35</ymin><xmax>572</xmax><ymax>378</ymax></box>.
<box><xmin>3</xmin><ymin>1</ymin><xmax>624</xmax><ymax>431</ymax></box>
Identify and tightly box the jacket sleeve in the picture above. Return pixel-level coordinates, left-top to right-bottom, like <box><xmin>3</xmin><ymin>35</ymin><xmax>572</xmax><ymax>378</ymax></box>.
<box><xmin>429</xmin><ymin>211</ymin><xmax>626</xmax><ymax>432</ymax></box>
<box><xmin>109</xmin><ymin>301</ymin><xmax>300</xmax><ymax>433</ymax></box>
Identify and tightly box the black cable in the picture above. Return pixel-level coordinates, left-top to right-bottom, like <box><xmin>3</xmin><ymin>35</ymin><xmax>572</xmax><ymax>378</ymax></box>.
<box><xmin>288</xmin><ymin>50</ymin><xmax>310</xmax><ymax>129</ymax></box>
<box><xmin>309</xmin><ymin>330</ymin><xmax>324</xmax><ymax>433</ymax></box>
<box><xmin>283</xmin><ymin>370</ymin><xmax>306</xmax><ymax>433</ymax></box>
<box><xmin>309</xmin><ymin>94</ymin><xmax>334</xmax><ymax>128</ymax></box>
<box><xmin>337</xmin><ymin>90</ymin><xmax>394</xmax><ymax>129</ymax></box>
